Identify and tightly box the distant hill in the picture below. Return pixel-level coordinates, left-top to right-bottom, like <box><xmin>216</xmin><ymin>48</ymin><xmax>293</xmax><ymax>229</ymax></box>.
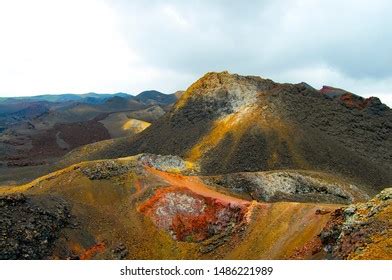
<box><xmin>0</xmin><ymin>90</ymin><xmax>180</xmax><ymax>184</ymax></box>
<box><xmin>134</xmin><ymin>90</ymin><xmax>178</xmax><ymax>105</ymax></box>
<box><xmin>0</xmin><ymin>92</ymin><xmax>132</xmax><ymax>104</ymax></box>
<box><xmin>0</xmin><ymin>90</ymin><xmax>181</xmax><ymax>106</ymax></box>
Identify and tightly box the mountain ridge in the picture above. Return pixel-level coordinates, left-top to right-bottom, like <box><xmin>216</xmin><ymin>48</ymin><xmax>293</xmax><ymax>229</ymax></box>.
<box><xmin>59</xmin><ymin>71</ymin><xmax>391</xmax><ymax>193</ymax></box>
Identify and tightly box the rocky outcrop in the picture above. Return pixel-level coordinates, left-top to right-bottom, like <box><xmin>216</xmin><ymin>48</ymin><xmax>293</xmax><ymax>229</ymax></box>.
<box><xmin>320</xmin><ymin>85</ymin><xmax>388</xmax><ymax>113</ymax></box>
<box><xmin>203</xmin><ymin>171</ymin><xmax>368</xmax><ymax>204</ymax></box>
<box><xmin>81</xmin><ymin>160</ymin><xmax>137</xmax><ymax>180</ymax></box>
<box><xmin>319</xmin><ymin>188</ymin><xmax>392</xmax><ymax>259</ymax></box>
<box><xmin>80</xmin><ymin>154</ymin><xmax>196</xmax><ymax>181</ymax></box>
<box><xmin>138</xmin><ymin>153</ymin><xmax>197</xmax><ymax>174</ymax></box>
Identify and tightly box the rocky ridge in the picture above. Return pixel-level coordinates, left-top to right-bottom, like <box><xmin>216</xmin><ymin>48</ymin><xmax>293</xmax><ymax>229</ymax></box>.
<box><xmin>203</xmin><ymin>170</ymin><xmax>368</xmax><ymax>204</ymax></box>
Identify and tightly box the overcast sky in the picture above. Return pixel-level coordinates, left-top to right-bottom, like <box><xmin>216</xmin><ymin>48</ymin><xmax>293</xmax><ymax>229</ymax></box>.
<box><xmin>0</xmin><ymin>0</ymin><xmax>391</xmax><ymax>106</ymax></box>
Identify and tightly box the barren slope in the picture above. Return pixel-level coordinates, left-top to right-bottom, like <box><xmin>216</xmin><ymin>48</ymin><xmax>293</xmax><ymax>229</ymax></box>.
<box><xmin>0</xmin><ymin>155</ymin><xmax>354</xmax><ymax>260</ymax></box>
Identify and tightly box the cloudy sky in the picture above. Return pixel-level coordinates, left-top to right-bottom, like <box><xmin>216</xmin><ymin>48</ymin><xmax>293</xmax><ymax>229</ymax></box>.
<box><xmin>0</xmin><ymin>0</ymin><xmax>391</xmax><ymax>106</ymax></box>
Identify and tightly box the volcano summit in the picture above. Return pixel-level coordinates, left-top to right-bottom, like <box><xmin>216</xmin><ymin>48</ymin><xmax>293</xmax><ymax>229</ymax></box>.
<box><xmin>63</xmin><ymin>71</ymin><xmax>392</xmax><ymax>192</ymax></box>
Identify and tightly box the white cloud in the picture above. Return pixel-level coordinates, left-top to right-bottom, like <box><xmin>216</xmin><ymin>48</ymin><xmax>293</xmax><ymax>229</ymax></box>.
<box><xmin>0</xmin><ymin>0</ymin><xmax>142</xmax><ymax>95</ymax></box>
<box><xmin>0</xmin><ymin>0</ymin><xmax>391</xmax><ymax>107</ymax></box>
<box><xmin>162</xmin><ymin>5</ymin><xmax>191</xmax><ymax>30</ymax></box>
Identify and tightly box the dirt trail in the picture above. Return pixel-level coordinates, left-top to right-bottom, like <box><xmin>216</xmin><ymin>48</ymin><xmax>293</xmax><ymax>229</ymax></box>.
<box><xmin>146</xmin><ymin>167</ymin><xmax>249</xmax><ymax>206</ymax></box>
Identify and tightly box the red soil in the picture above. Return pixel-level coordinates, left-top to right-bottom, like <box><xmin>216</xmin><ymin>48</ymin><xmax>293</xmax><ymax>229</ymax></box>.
<box><xmin>339</xmin><ymin>93</ymin><xmax>373</xmax><ymax>110</ymax></box>
<box><xmin>79</xmin><ymin>242</ymin><xmax>106</xmax><ymax>260</ymax></box>
<box><xmin>290</xmin><ymin>237</ymin><xmax>323</xmax><ymax>259</ymax></box>
<box><xmin>139</xmin><ymin>186</ymin><xmax>247</xmax><ymax>242</ymax></box>
<box><xmin>320</xmin><ymin>86</ymin><xmax>374</xmax><ymax>110</ymax></box>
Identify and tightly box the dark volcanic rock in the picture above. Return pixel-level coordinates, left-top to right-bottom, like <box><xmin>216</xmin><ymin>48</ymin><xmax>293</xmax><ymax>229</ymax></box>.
<box><xmin>111</xmin><ymin>242</ymin><xmax>129</xmax><ymax>260</ymax></box>
<box><xmin>0</xmin><ymin>193</ymin><xmax>70</xmax><ymax>259</ymax></box>
<box><xmin>81</xmin><ymin>160</ymin><xmax>136</xmax><ymax>180</ymax></box>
